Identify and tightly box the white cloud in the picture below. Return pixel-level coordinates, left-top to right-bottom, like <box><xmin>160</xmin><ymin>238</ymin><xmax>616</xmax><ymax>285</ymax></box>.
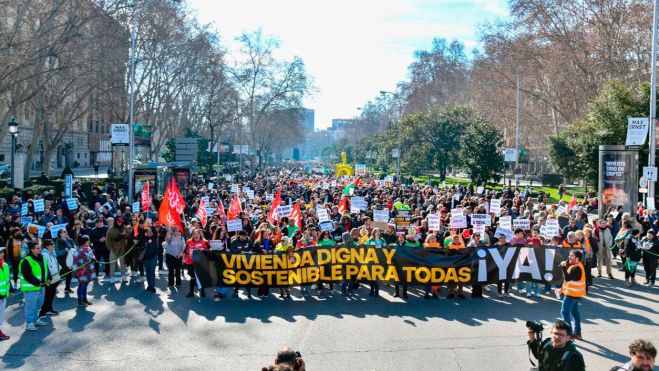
<box><xmin>188</xmin><ymin>0</ymin><xmax>508</xmax><ymax>129</ymax></box>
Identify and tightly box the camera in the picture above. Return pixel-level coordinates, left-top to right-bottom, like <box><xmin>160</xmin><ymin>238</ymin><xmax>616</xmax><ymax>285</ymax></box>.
<box><xmin>526</xmin><ymin>320</ymin><xmax>544</xmax><ymax>333</ymax></box>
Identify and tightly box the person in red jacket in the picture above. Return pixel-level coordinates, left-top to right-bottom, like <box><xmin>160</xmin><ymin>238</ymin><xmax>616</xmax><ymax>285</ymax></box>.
<box><xmin>184</xmin><ymin>229</ymin><xmax>208</xmax><ymax>298</ymax></box>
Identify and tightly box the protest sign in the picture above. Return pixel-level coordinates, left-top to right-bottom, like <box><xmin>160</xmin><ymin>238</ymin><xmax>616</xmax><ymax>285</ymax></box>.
<box><xmin>451</xmin><ymin>208</ymin><xmax>463</xmax><ymax>216</ymax></box>
<box><xmin>556</xmin><ymin>205</ymin><xmax>567</xmax><ymax>215</ymax></box>
<box><xmin>66</xmin><ymin>198</ymin><xmax>78</xmax><ymax>210</ymax></box>
<box><xmin>20</xmin><ymin>216</ymin><xmax>33</xmax><ymax>225</ymax></box>
<box><xmin>471</xmin><ymin>213</ymin><xmax>491</xmax><ymax>227</ymax></box>
<box><xmin>277</xmin><ymin>205</ymin><xmax>292</xmax><ymax>217</ymax></box>
<box><xmin>394</xmin><ymin>210</ymin><xmax>411</xmax><ymax>232</ymax></box>
<box><xmin>227</xmin><ymin>219</ymin><xmax>243</xmax><ymax>232</ymax></box>
<box><xmin>373</xmin><ymin>209</ymin><xmax>389</xmax><ymax>223</ymax></box>
<box><xmin>207</xmin><ymin>182</ymin><xmax>214</xmax><ymax>190</ymax></box>
<box><xmin>351</xmin><ymin>197</ymin><xmax>367</xmax><ymax>211</ymax></box>
<box><xmin>266</xmin><ymin>193</ymin><xmax>274</xmax><ymax>201</ymax></box>
<box><xmin>513</xmin><ymin>219</ymin><xmax>531</xmax><ymax>230</ymax></box>
<box><xmin>21</xmin><ymin>203</ymin><xmax>28</xmax><ymax>216</ymax></box>
<box><xmin>28</xmin><ymin>223</ymin><xmax>46</xmax><ymax>238</ymax></box>
<box><xmin>450</xmin><ymin>215</ymin><xmax>467</xmax><ymax>229</ymax></box>
<box><xmin>33</xmin><ymin>199</ymin><xmax>45</xmax><ymax>213</ymax></box>
<box><xmin>246</xmin><ymin>190</ymin><xmax>255</xmax><ymax>199</ymax></box>
<box><xmin>544</xmin><ymin>220</ymin><xmax>560</xmax><ymax>237</ymax></box>
<box><xmin>319</xmin><ymin>220</ymin><xmax>334</xmax><ymax>232</ymax></box>
<box><xmin>230</xmin><ymin>184</ymin><xmax>239</xmax><ymax>193</ymax></box>
<box><xmin>49</xmin><ymin>223</ymin><xmax>68</xmax><ymax>237</ymax></box>
<box><xmin>132</xmin><ymin>202</ymin><xmax>140</xmax><ymax>213</ymax></box>
<box><xmin>209</xmin><ymin>240</ymin><xmax>224</xmax><ymax>251</ymax></box>
<box><xmin>195</xmin><ymin>245</ymin><xmax>571</xmax><ymax>288</ymax></box>
<box><xmin>316</xmin><ymin>208</ymin><xmax>330</xmax><ymax>223</ymax></box>
<box><xmin>476</xmin><ymin>186</ymin><xmax>484</xmax><ymax>195</ymax></box>
<box><xmin>494</xmin><ymin>228</ymin><xmax>513</xmax><ymax>242</ymax></box>
<box><xmin>490</xmin><ymin>199</ymin><xmax>501</xmax><ymax>216</ymax></box>
<box><xmin>428</xmin><ymin>214</ymin><xmax>441</xmax><ymax>231</ymax></box>
<box><xmin>499</xmin><ymin>216</ymin><xmax>512</xmax><ymax>231</ymax></box>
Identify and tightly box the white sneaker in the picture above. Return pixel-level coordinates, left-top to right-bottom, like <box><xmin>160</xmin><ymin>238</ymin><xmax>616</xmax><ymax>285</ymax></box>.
<box><xmin>136</xmin><ymin>277</ymin><xmax>145</xmax><ymax>283</ymax></box>
<box><xmin>35</xmin><ymin>319</ymin><xmax>47</xmax><ymax>326</ymax></box>
<box><xmin>26</xmin><ymin>323</ymin><xmax>37</xmax><ymax>331</ymax></box>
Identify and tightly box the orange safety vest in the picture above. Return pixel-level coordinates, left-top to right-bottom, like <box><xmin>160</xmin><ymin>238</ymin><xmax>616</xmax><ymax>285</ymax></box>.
<box><xmin>562</xmin><ymin>240</ymin><xmax>582</xmax><ymax>249</ymax></box>
<box><xmin>561</xmin><ymin>262</ymin><xmax>586</xmax><ymax>298</ymax></box>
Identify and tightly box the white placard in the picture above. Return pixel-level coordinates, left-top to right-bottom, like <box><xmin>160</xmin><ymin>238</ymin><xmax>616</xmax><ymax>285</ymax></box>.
<box><xmin>504</xmin><ymin>148</ymin><xmax>517</xmax><ymax>162</ymax></box>
<box><xmin>355</xmin><ymin>164</ymin><xmax>367</xmax><ymax>176</ymax></box>
<box><xmin>499</xmin><ymin>215</ymin><xmax>512</xmax><ymax>231</ymax></box>
<box><xmin>21</xmin><ymin>204</ymin><xmax>28</xmax><ymax>216</ymax></box>
<box><xmin>316</xmin><ymin>208</ymin><xmax>330</xmax><ymax>223</ymax></box>
<box><xmin>202</xmin><ymin>196</ymin><xmax>210</xmax><ymax>205</ymax></box>
<box><xmin>351</xmin><ymin>196</ymin><xmax>367</xmax><ymax>211</ymax></box>
<box><xmin>246</xmin><ymin>190</ymin><xmax>255</xmax><ymax>199</ymax></box>
<box><xmin>49</xmin><ymin>223</ymin><xmax>68</xmax><ymax>237</ymax></box>
<box><xmin>322</xmin><ymin>182</ymin><xmax>329</xmax><ymax>190</ymax></box>
<box><xmin>556</xmin><ymin>205</ymin><xmax>567</xmax><ymax>215</ymax></box>
<box><xmin>132</xmin><ymin>202</ymin><xmax>140</xmax><ymax>213</ymax></box>
<box><xmin>277</xmin><ymin>205</ymin><xmax>291</xmax><ymax>217</ymax></box>
<box><xmin>643</xmin><ymin>166</ymin><xmax>658</xmax><ymax>182</ymax></box>
<box><xmin>476</xmin><ymin>186</ymin><xmax>484</xmax><ymax>195</ymax></box>
<box><xmin>102</xmin><ymin>202</ymin><xmax>113</xmax><ymax>212</ymax></box>
<box><xmin>209</xmin><ymin>240</ymin><xmax>224</xmax><ymax>250</ymax></box>
<box><xmin>207</xmin><ymin>182</ymin><xmax>214</xmax><ymax>190</ymax></box>
<box><xmin>33</xmin><ymin>199</ymin><xmax>45</xmax><ymax>213</ymax></box>
<box><xmin>545</xmin><ymin>219</ymin><xmax>560</xmax><ymax>237</ymax></box>
<box><xmin>227</xmin><ymin>219</ymin><xmax>243</xmax><ymax>232</ymax></box>
<box><xmin>490</xmin><ymin>199</ymin><xmax>501</xmax><ymax>216</ymax></box>
<box><xmin>451</xmin><ymin>207</ymin><xmax>463</xmax><ymax>215</ymax></box>
<box><xmin>230</xmin><ymin>184</ymin><xmax>239</xmax><ymax>193</ymax></box>
<box><xmin>472</xmin><ymin>224</ymin><xmax>486</xmax><ymax>234</ymax></box>
<box><xmin>373</xmin><ymin>209</ymin><xmax>389</xmax><ymax>223</ymax></box>
<box><xmin>626</xmin><ymin>117</ymin><xmax>649</xmax><ymax>146</ymax></box>
<box><xmin>427</xmin><ymin>214</ymin><xmax>440</xmax><ymax>231</ymax></box>
<box><xmin>513</xmin><ymin>218</ymin><xmax>530</xmax><ymax>230</ymax></box>
<box><xmin>494</xmin><ymin>227</ymin><xmax>513</xmax><ymax>241</ymax></box>
<box><xmin>111</xmin><ymin>123</ymin><xmax>130</xmax><ymax>145</ymax></box>
<box><xmin>449</xmin><ymin>215</ymin><xmax>467</xmax><ymax>229</ymax></box>
<box><xmin>265</xmin><ymin>193</ymin><xmax>274</xmax><ymax>201</ymax></box>
<box><xmin>471</xmin><ymin>213</ymin><xmax>491</xmax><ymax>227</ymax></box>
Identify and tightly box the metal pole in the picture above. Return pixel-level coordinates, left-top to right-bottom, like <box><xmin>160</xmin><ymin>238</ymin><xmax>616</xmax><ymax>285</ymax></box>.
<box><xmin>649</xmin><ymin>0</ymin><xmax>659</xmax><ymax>202</ymax></box>
<box><xmin>515</xmin><ymin>68</ymin><xmax>520</xmax><ymax>186</ymax></box>
<box><xmin>10</xmin><ymin>134</ymin><xmax>16</xmax><ymax>188</ymax></box>
<box><xmin>396</xmin><ymin>98</ymin><xmax>402</xmax><ymax>180</ymax></box>
<box><xmin>216</xmin><ymin>140</ymin><xmax>221</xmax><ymax>180</ymax></box>
<box><xmin>128</xmin><ymin>28</ymin><xmax>137</xmax><ymax>202</ymax></box>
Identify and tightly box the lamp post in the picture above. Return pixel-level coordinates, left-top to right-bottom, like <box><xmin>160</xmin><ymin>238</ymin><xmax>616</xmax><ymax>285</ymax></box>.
<box><xmin>380</xmin><ymin>91</ymin><xmax>402</xmax><ymax>180</ymax></box>
<box><xmin>127</xmin><ymin>26</ymin><xmax>137</xmax><ymax>203</ymax></box>
<box><xmin>8</xmin><ymin>118</ymin><xmax>18</xmax><ymax>188</ymax></box>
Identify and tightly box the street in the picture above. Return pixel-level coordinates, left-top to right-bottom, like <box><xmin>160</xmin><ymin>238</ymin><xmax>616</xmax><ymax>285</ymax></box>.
<box><xmin>0</xmin><ymin>263</ymin><xmax>657</xmax><ymax>370</ymax></box>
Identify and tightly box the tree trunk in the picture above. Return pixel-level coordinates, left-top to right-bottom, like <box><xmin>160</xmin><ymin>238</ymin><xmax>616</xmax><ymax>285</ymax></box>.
<box><xmin>439</xmin><ymin>166</ymin><xmax>447</xmax><ymax>181</ymax></box>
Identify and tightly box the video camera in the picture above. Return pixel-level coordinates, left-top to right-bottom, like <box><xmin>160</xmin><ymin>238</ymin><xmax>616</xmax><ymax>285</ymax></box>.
<box><xmin>526</xmin><ymin>321</ymin><xmax>544</xmax><ymax>370</ymax></box>
<box><xmin>526</xmin><ymin>320</ymin><xmax>544</xmax><ymax>333</ymax></box>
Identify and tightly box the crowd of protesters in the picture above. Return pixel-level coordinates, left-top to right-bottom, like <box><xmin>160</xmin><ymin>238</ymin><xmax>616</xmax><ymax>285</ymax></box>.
<box><xmin>0</xmin><ymin>164</ymin><xmax>658</xmax><ymax>341</ymax></box>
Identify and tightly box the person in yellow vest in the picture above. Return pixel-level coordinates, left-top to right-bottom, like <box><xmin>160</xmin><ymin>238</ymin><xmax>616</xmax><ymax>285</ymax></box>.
<box><xmin>19</xmin><ymin>241</ymin><xmax>50</xmax><ymax>331</ymax></box>
<box><xmin>560</xmin><ymin>250</ymin><xmax>586</xmax><ymax>340</ymax></box>
<box><xmin>0</xmin><ymin>246</ymin><xmax>11</xmax><ymax>340</ymax></box>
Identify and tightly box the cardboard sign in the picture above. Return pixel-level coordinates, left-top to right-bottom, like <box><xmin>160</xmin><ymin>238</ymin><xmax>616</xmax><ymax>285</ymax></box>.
<box><xmin>246</xmin><ymin>190</ymin><xmax>255</xmax><ymax>199</ymax></box>
<box><xmin>207</xmin><ymin>182</ymin><xmax>214</xmax><ymax>190</ymax></box>
<box><xmin>230</xmin><ymin>184</ymin><xmax>239</xmax><ymax>193</ymax></box>
<box><xmin>209</xmin><ymin>240</ymin><xmax>224</xmax><ymax>250</ymax></box>
<box><xmin>449</xmin><ymin>215</ymin><xmax>467</xmax><ymax>229</ymax></box>
<box><xmin>132</xmin><ymin>202</ymin><xmax>140</xmax><ymax>213</ymax></box>
<box><xmin>21</xmin><ymin>203</ymin><xmax>28</xmax><ymax>216</ymax></box>
<box><xmin>319</xmin><ymin>220</ymin><xmax>334</xmax><ymax>232</ymax></box>
<box><xmin>66</xmin><ymin>198</ymin><xmax>78</xmax><ymax>210</ymax></box>
<box><xmin>266</xmin><ymin>193</ymin><xmax>274</xmax><ymax>201</ymax></box>
<box><xmin>471</xmin><ymin>213</ymin><xmax>491</xmax><ymax>227</ymax></box>
<box><xmin>317</xmin><ymin>208</ymin><xmax>330</xmax><ymax>223</ymax></box>
<box><xmin>206</xmin><ymin>207</ymin><xmax>216</xmax><ymax>216</ymax></box>
<box><xmin>277</xmin><ymin>205</ymin><xmax>292</xmax><ymax>217</ymax></box>
<box><xmin>472</xmin><ymin>224</ymin><xmax>486</xmax><ymax>234</ymax></box>
<box><xmin>427</xmin><ymin>214</ymin><xmax>441</xmax><ymax>231</ymax></box>
<box><xmin>490</xmin><ymin>199</ymin><xmax>501</xmax><ymax>216</ymax></box>
<box><xmin>499</xmin><ymin>216</ymin><xmax>512</xmax><ymax>231</ymax></box>
<box><xmin>476</xmin><ymin>186</ymin><xmax>484</xmax><ymax>195</ymax></box>
<box><xmin>513</xmin><ymin>218</ymin><xmax>531</xmax><ymax>230</ymax></box>
<box><xmin>20</xmin><ymin>216</ymin><xmax>33</xmax><ymax>226</ymax></box>
<box><xmin>227</xmin><ymin>219</ymin><xmax>243</xmax><ymax>232</ymax></box>
<box><xmin>33</xmin><ymin>199</ymin><xmax>45</xmax><ymax>213</ymax></box>
<box><xmin>49</xmin><ymin>223</ymin><xmax>68</xmax><ymax>237</ymax></box>
<box><xmin>556</xmin><ymin>205</ymin><xmax>567</xmax><ymax>215</ymax></box>
<box><xmin>373</xmin><ymin>209</ymin><xmax>389</xmax><ymax>223</ymax></box>
<box><xmin>451</xmin><ymin>208</ymin><xmax>463</xmax><ymax>216</ymax></box>
<box><xmin>494</xmin><ymin>227</ymin><xmax>513</xmax><ymax>242</ymax></box>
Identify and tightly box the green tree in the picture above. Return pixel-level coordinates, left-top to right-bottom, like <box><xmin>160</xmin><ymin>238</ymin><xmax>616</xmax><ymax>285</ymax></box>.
<box><xmin>548</xmin><ymin>80</ymin><xmax>651</xmax><ymax>185</ymax></box>
<box><xmin>460</xmin><ymin>121</ymin><xmax>504</xmax><ymax>184</ymax></box>
<box><xmin>162</xmin><ymin>139</ymin><xmax>176</xmax><ymax>162</ymax></box>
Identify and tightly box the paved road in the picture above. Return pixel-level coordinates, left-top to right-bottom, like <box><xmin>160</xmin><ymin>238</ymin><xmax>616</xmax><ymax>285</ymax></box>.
<box><xmin>1</xmin><ymin>263</ymin><xmax>657</xmax><ymax>370</ymax></box>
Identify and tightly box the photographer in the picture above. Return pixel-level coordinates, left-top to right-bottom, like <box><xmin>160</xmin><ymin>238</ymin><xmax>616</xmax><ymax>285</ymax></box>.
<box><xmin>527</xmin><ymin>320</ymin><xmax>585</xmax><ymax>371</ymax></box>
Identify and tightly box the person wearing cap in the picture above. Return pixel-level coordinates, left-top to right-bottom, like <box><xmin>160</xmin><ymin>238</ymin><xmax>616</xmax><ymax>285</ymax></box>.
<box><xmin>0</xmin><ymin>245</ymin><xmax>10</xmax><ymax>340</ymax></box>
<box><xmin>106</xmin><ymin>216</ymin><xmax>129</xmax><ymax>284</ymax></box>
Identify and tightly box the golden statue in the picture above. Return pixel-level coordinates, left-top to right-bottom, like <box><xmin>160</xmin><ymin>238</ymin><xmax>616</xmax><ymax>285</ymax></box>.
<box><xmin>335</xmin><ymin>151</ymin><xmax>354</xmax><ymax>176</ymax></box>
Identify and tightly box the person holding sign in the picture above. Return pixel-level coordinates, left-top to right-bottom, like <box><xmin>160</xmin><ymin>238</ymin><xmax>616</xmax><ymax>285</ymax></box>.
<box><xmin>446</xmin><ymin>230</ymin><xmax>466</xmax><ymax>299</ymax></box>
<box><xmin>184</xmin><ymin>229</ymin><xmax>208</xmax><ymax>298</ymax></box>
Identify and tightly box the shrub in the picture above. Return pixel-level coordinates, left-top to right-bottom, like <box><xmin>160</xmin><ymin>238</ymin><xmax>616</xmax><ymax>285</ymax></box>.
<box><xmin>541</xmin><ymin>173</ymin><xmax>564</xmax><ymax>187</ymax></box>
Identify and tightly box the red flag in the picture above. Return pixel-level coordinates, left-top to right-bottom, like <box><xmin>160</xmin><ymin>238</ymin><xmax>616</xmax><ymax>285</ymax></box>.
<box><xmin>196</xmin><ymin>197</ymin><xmax>208</xmax><ymax>228</ymax></box>
<box><xmin>289</xmin><ymin>201</ymin><xmax>302</xmax><ymax>230</ymax></box>
<box><xmin>170</xmin><ymin>178</ymin><xmax>185</xmax><ymax>215</ymax></box>
<box><xmin>267</xmin><ymin>188</ymin><xmax>282</xmax><ymax>224</ymax></box>
<box><xmin>141</xmin><ymin>181</ymin><xmax>150</xmax><ymax>212</ymax></box>
<box><xmin>338</xmin><ymin>196</ymin><xmax>348</xmax><ymax>214</ymax></box>
<box><xmin>568</xmin><ymin>195</ymin><xmax>577</xmax><ymax>212</ymax></box>
<box><xmin>158</xmin><ymin>182</ymin><xmax>183</xmax><ymax>232</ymax></box>
<box><xmin>227</xmin><ymin>194</ymin><xmax>242</xmax><ymax>220</ymax></box>
<box><xmin>216</xmin><ymin>199</ymin><xmax>226</xmax><ymax>217</ymax></box>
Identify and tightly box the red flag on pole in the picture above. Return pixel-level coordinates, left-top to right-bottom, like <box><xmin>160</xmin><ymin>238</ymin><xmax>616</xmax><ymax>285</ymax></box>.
<box><xmin>338</xmin><ymin>196</ymin><xmax>348</xmax><ymax>214</ymax></box>
<box><xmin>170</xmin><ymin>178</ymin><xmax>186</xmax><ymax>215</ymax></box>
<box><xmin>158</xmin><ymin>181</ymin><xmax>183</xmax><ymax>232</ymax></box>
<box><xmin>227</xmin><ymin>194</ymin><xmax>242</xmax><ymax>220</ymax></box>
<box><xmin>289</xmin><ymin>201</ymin><xmax>302</xmax><ymax>230</ymax></box>
<box><xmin>196</xmin><ymin>197</ymin><xmax>208</xmax><ymax>228</ymax></box>
<box><xmin>141</xmin><ymin>181</ymin><xmax>150</xmax><ymax>212</ymax></box>
<box><xmin>267</xmin><ymin>188</ymin><xmax>282</xmax><ymax>224</ymax></box>
<box><xmin>567</xmin><ymin>195</ymin><xmax>577</xmax><ymax>212</ymax></box>
<box><xmin>217</xmin><ymin>199</ymin><xmax>226</xmax><ymax>217</ymax></box>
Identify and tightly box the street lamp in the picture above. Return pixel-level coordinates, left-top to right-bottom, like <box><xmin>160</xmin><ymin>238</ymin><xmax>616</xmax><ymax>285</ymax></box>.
<box><xmin>8</xmin><ymin>118</ymin><xmax>18</xmax><ymax>188</ymax></box>
<box><xmin>380</xmin><ymin>91</ymin><xmax>402</xmax><ymax>179</ymax></box>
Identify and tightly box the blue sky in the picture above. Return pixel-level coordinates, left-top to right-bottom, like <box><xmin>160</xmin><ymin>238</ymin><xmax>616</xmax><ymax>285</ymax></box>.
<box><xmin>188</xmin><ymin>0</ymin><xmax>509</xmax><ymax>129</ymax></box>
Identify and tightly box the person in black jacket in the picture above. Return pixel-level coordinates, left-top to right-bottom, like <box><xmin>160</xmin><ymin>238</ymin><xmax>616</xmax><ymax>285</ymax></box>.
<box><xmin>624</xmin><ymin>230</ymin><xmax>643</xmax><ymax>287</ymax></box>
<box><xmin>89</xmin><ymin>218</ymin><xmax>109</xmax><ymax>278</ymax></box>
<box><xmin>641</xmin><ymin>230</ymin><xmax>659</xmax><ymax>286</ymax></box>
<box><xmin>527</xmin><ymin>320</ymin><xmax>585</xmax><ymax>371</ymax></box>
<box><xmin>140</xmin><ymin>226</ymin><xmax>159</xmax><ymax>293</ymax></box>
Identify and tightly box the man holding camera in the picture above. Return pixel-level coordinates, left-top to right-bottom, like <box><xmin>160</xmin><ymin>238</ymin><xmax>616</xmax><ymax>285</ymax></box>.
<box><xmin>527</xmin><ymin>320</ymin><xmax>585</xmax><ymax>371</ymax></box>
<box><xmin>560</xmin><ymin>250</ymin><xmax>586</xmax><ymax>340</ymax></box>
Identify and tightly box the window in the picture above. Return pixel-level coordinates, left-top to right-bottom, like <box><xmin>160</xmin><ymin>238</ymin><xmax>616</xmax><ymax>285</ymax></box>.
<box><xmin>77</xmin><ymin>153</ymin><xmax>81</xmax><ymax>159</ymax></box>
<box><xmin>0</xmin><ymin>154</ymin><xmax>4</xmax><ymax>161</ymax></box>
